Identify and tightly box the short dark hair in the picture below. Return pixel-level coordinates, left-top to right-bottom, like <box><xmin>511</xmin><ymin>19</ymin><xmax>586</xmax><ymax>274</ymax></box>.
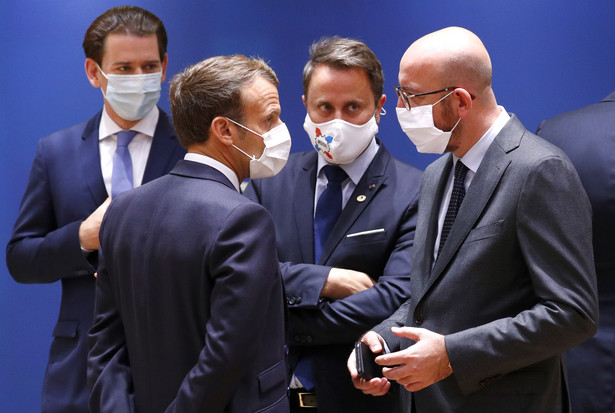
<box><xmin>82</xmin><ymin>6</ymin><xmax>167</xmax><ymax>66</ymax></box>
<box><xmin>303</xmin><ymin>36</ymin><xmax>384</xmax><ymax>106</ymax></box>
<box><xmin>169</xmin><ymin>55</ymin><xmax>279</xmax><ymax>148</ymax></box>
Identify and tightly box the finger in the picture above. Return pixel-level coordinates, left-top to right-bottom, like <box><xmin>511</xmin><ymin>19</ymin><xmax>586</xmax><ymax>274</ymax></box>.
<box><xmin>391</xmin><ymin>326</ymin><xmax>422</xmax><ymax>340</ymax></box>
<box><xmin>354</xmin><ymin>377</ymin><xmax>391</xmax><ymax>396</ymax></box>
<box><xmin>404</xmin><ymin>381</ymin><xmax>427</xmax><ymax>392</ymax></box>
<box><xmin>375</xmin><ymin>350</ymin><xmax>408</xmax><ymax>366</ymax></box>
<box><xmin>347</xmin><ymin>350</ymin><xmax>358</xmax><ymax>377</ymax></box>
<box><xmin>362</xmin><ymin>332</ymin><xmax>383</xmax><ymax>353</ymax></box>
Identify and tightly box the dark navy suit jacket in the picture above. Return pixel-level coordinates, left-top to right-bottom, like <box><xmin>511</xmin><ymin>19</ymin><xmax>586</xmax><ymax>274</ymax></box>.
<box><xmin>88</xmin><ymin>160</ymin><xmax>289</xmax><ymax>413</ymax></box>
<box><xmin>6</xmin><ymin>109</ymin><xmax>185</xmax><ymax>413</ymax></box>
<box><xmin>537</xmin><ymin>93</ymin><xmax>615</xmax><ymax>413</ymax></box>
<box><xmin>245</xmin><ymin>142</ymin><xmax>422</xmax><ymax>413</ymax></box>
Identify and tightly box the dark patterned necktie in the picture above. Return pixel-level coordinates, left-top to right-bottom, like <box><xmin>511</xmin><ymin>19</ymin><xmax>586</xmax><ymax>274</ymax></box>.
<box><xmin>438</xmin><ymin>160</ymin><xmax>468</xmax><ymax>255</ymax></box>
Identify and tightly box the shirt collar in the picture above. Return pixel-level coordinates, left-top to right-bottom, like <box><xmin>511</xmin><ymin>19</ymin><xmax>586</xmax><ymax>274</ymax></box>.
<box><xmin>316</xmin><ymin>137</ymin><xmax>379</xmax><ymax>184</ymax></box>
<box><xmin>99</xmin><ymin>106</ymin><xmax>159</xmax><ymax>140</ymax></box>
<box><xmin>456</xmin><ymin>106</ymin><xmax>510</xmax><ymax>172</ymax></box>
<box><xmin>184</xmin><ymin>153</ymin><xmax>241</xmax><ymax>192</ymax></box>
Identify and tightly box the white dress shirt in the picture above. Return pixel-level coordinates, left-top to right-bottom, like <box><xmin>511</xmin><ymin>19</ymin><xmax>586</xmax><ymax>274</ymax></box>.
<box><xmin>433</xmin><ymin>107</ymin><xmax>511</xmax><ymax>262</ymax></box>
<box><xmin>313</xmin><ymin>137</ymin><xmax>379</xmax><ymax>214</ymax></box>
<box><xmin>184</xmin><ymin>153</ymin><xmax>240</xmax><ymax>192</ymax></box>
<box><xmin>98</xmin><ymin>106</ymin><xmax>157</xmax><ymax>196</ymax></box>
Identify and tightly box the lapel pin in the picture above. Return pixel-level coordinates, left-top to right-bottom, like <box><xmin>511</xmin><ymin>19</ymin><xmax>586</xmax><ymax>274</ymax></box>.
<box><xmin>357</xmin><ymin>195</ymin><xmax>367</xmax><ymax>202</ymax></box>
<box><xmin>368</xmin><ymin>184</ymin><xmax>376</xmax><ymax>191</ymax></box>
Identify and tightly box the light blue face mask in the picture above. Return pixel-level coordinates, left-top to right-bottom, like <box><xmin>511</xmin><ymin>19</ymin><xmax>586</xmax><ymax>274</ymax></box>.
<box><xmin>98</xmin><ymin>65</ymin><xmax>162</xmax><ymax>121</ymax></box>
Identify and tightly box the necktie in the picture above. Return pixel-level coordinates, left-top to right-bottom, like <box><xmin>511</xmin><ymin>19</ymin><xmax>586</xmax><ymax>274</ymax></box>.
<box><xmin>438</xmin><ymin>160</ymin><xmax>468</xmax><ymax>255</ymax></box>
<box><xmin>111</xmin><ymin>130</ymin><xmax>137</xmax><ymax>198</ymax></box>
<box><xmin>313</xmin><ymin>165</ymin><xmax>348</xmax><ymax>263</ymax></box>
<box><xmin>294</xmin><ymin>165</ymin><xmax>347</xmax><ymax>391</ymax></box>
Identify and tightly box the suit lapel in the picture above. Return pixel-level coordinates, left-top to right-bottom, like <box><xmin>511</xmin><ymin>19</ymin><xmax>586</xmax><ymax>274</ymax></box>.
<box><xmin>426</xmin><ymin>116</ymin><xmax>523</xmax><ymax>291</ymax></box>
<box><xmin>142</xmin><ymin>110</ymin><xmax>180</xmax><ymax>184</ymax></box>
<box><xmin>318</xmin><ymin>145</ymin><xmax>389</xmax><ymax>264</ymax></box>
<box><xmin>294</xmin><ymin>153</ymin><xmax>318</xmax><ymax>263</ymax></box>
<box><xmin>414</xmin><ymin>155</ymin><xmax>452</xmax><ymax>285</ymax></box>
<box><xmin>79</xmin><ymin>111</ymin><xmax>108</xmax><ymax>206</ymax></box>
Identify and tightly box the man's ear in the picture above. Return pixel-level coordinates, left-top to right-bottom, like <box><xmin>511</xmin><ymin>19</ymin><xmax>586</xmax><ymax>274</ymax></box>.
<box><xmin>375</xmin><ymin>94</ymin><xmax>387</xmax><ymax>123</ymax></box>
<box><xmin>455</xmin><ymin>88</ymin><xmax>473</xmax><ymax>118</ymax></box>
<box><xmin>210</xmin><ymin>116</ymin><xmax>235</xmax><ymax>146</ymax></box>
<box><xmin>85</xmin><ymin>58</ymin><xmax>103</xmax><ymax>88</ymax></box>
<box><xmin>160</xmin><ymin>53</ymin><xmax>168</xmax><ymax>82</ymax></box>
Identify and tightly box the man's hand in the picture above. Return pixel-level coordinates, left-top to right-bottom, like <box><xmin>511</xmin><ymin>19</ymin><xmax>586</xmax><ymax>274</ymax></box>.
<box><xmin>347</xmin><ymin>331</ymin><xmax>392</xmax><ymax>396</ymax></box>
<box><xmin>79</xmin><ymin>197</ymin><xmax>111</xmax><ymax>251</ymax></box>
<box><xmin>376</xmin><ymin>327</ymin><xmax>453</xmax><ymax>392</ymax></box>
<box><xmin>321</xmin><ymin>268</ymin><xmax>376</xmax><ymax>300</ymax></box>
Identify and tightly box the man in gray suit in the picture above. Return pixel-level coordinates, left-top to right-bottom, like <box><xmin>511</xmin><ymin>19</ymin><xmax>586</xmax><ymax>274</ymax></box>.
<box><xmin>347</xmin><ymin>27</ymin><xmax>598</xmax><ymax>412</ymax></box>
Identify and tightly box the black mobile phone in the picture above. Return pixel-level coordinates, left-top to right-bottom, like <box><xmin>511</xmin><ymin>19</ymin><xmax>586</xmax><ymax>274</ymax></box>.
<box><xmin>355</xmin><ymin>341</ymin><xmax>383</xmax><ymax>380</ymax></box>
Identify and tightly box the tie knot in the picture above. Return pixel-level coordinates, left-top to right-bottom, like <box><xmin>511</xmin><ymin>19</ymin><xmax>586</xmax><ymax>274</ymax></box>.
<box><xmin>117</xmin><ymin>130</ymin><xmax>137</xmax><ymax>147</ymax></box>
<box><xmin>323</xmin><ymin>165</ymin><xmax>347</xmax><ymax>184</ymax></box>
<box><xmin>454</xmin><ymin>160</ymin><xmax>468</xmax><ymax>181</ymax></box>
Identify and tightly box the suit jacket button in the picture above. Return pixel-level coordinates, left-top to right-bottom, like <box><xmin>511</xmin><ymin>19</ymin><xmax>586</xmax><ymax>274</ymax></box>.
<box><xmin>415</xmin><ymin>313</ymin><xmax>424</xmax><ymax>325</ymax></box>
<box><xmin>288</xmin><ymin>297</ymin><xmax>296</xmax><ymax>305</ymax></box>
<box><xmin>295</xmin><ymin>296</ymin><xmax>302</xmax><ymax>304</ymax></box>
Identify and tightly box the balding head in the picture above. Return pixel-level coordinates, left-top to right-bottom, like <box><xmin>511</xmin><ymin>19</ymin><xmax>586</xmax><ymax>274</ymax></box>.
<box><xmin>398</xmin><ymin>27</ymin><xmax>501</xmax><ymax>157</ymax></box>
<box><xmin>400</xmin><ymin>27</ymin><xmax>493</xmax><ymax>97</ymax></box>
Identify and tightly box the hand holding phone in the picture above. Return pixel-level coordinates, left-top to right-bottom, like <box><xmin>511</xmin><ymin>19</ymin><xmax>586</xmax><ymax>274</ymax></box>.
<box><xmin>355</xmin><ymin>340</ymin><xmax>383</xmax><ymax>380</ymax></box>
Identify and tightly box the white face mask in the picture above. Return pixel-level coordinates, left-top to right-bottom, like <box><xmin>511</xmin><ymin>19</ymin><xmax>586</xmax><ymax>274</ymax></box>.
<box><xmin>303</xmin><ymin>113</ymin><xmax>378</xmax><ymax>165</ymax></box>
<box><xmin>98</xmin><ymin>66</ymin><xmax>162</xmax><ymax>121</ymax></box>
<box><xmin>228</xmin><ymin>119</ymin><xmax>292</xmax><ymax>179</ymax></box>
<box><xmin>396</xmin><ymin>91</ymin><xmax>461</xmax><ymax>154</ymax></box>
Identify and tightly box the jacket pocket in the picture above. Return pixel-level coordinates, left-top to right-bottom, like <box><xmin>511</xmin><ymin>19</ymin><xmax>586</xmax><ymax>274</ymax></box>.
<box><xmin>258</xmin><ymin>358</ymin><xmax>286</xmax><ymax>394</ymax></box>
<box><xmin>344</xmin><ymin>228</ymin><xmax>386</xmax><ymax>246</ymax></box>
<box><xmin>465</xmin><ymin>220</ymin><xmax>504</xmax><ymax>244</ymax></box>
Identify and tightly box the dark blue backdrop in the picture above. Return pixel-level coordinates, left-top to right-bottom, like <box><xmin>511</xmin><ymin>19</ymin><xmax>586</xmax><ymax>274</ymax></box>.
<box><xmin>2</xmin><ymin>1</ymin><xmax>614</xmax><ymax>410</ymax></box>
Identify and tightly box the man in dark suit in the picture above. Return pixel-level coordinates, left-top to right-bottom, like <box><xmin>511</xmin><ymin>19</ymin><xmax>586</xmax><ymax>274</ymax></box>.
<box><xmin>88</xmin><ymin>55</ymin><xmax>291</xmax><ymax>412</ymax></box>
<box><xmin>536</xmin><ymin>92</ymin><xmax>615</xmax><ymax>413</ymax></box>
<box><xmin>245</xmin><ymin>37</ymin><xmax>422</xmax><ymax>413</ymax></box>
<box><xmin>349</xmin><ymin>27</ymin><xmax>598</xmax><ymax>412</ymax></box>
<box><xmin>5</xmin><ymin>7</ymin><xmax>185</xmax><ymax>413</ymax></box>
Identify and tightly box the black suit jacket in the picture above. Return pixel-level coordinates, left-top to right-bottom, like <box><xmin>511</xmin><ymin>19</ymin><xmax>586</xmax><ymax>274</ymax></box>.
<box><xmin>6</xmin><ymin>109</ymin><xmax>186</xmax><ymax>413</ymax></box>
<box><xmin>88</xmin><ymin>160</ymin><xmax>289</xmax><ymax>413</ymax></box>
<box><xmin>245</xmin><ymin>142</ymin><xmax>422</xmax><ymax>413</ymax></box>
<box><xmin>537</xmin><ymin>92</ymin><xmax>615</xmax><ymax>413</ymax></box>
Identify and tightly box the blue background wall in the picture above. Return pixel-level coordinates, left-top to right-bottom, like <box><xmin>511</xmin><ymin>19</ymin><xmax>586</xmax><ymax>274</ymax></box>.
<box><xmin>2</xmin><ymin>1</ymin><xmax>614</xmax><ymax>410</ymax></box>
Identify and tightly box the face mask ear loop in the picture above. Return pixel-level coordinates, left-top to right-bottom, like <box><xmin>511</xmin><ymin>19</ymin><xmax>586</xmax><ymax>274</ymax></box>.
<box><xmin>227</xmin><ymin>118</ymin><xmax>259</xmax><ymax>161</ymax></box>
<box><xmin>433</xmin><ymin>90</ymin><xmax>455</xmax><ymax>107</ymax></box>
<box><xmin>226</xmin><ymin>117</ymin><xmax>264</xmax><ymax>139</ymax></box>
<box><xmin>380</xmin><ymin>107</ymin><xmax>387</xmax><ymax>116</ymax></box>
<box><xmin>232</xmin><ymin>144</ymin><xmax>257</xmax><ymax>161</ymax></box>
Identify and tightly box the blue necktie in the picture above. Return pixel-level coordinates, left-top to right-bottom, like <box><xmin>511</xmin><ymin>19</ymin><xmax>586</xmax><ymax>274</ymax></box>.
<box><xmin>295</xmin><ymin>165</ymin><xmax>347</xmax><ymax>391</ymax></box>
<box><xmin>313</xmin><ymin>165</ymin><xmax>348</xmax><ymax>263</ymax></box>
<box><xmin>438</xmin><ymin>160</ymin><xmax>468</xmax><ymax>255</ymax></box>
<box><xmin>111</xmin><ymin>130</ymin><xmax>137</xmax><ymax>198</ymax></box>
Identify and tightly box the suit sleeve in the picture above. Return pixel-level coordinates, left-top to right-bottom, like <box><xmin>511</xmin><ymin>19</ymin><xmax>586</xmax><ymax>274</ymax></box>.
<box><xmin>87</xmin><ymin>211</ymin><xmax>135</xmax><ymax>413</ymax></box>
<box><xmin>445</xmin><ymin>155</ymin><xmax>599</xmax><ymax>395</ymax></box>
<box><xmin>287</xmin><ymin>198</ymin><xmax>418</xmax><ymax>345</ymax></box>
<box><xmin>166</xmin><ymin>203</ymin><xmax>282</xmax><ymax>412</ymax></box>
<box><xmin>6</xmin><ymin>139</ymin><xmax>96</xmax><ymax>283</ymax></box>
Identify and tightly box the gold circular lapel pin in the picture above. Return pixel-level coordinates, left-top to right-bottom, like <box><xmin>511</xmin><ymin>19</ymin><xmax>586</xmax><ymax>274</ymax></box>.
<box><xmin>357</xmin><ymin>195</ymin><xmax>367</xmax><ymax>202</ymax></box>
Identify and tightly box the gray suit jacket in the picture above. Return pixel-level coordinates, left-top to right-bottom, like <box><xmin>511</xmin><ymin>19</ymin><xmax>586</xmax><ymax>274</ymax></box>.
<box><xmin>374</xmin><ymin>115</ymin><xmax>598</xmax><ymax>413</ymax></box>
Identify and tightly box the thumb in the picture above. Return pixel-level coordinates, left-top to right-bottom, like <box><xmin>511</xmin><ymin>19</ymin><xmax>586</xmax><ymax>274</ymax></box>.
<box><xmin>391</xmin><ymin>326</ymin><xmax>422</xmax><ymax>341</ymax></box>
